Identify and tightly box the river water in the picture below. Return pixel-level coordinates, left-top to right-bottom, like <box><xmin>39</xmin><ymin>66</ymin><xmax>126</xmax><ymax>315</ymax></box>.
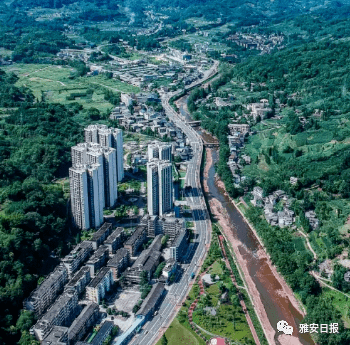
<box><xmin>203</xmin><ymin>142</ymin><xmax>314</xmax><ymax>345</ymax></box>
<box><xmin>175</xmin><ymin>91</ymin><xmax>315</xmax><ymax>344</ymax></box>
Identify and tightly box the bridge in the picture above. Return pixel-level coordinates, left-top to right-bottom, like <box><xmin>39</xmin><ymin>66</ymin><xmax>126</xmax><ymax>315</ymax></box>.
<box><xmin>203</xmin><ymin>141</ymin><xmax>220</xmax><ymax>148</ymax></box>
<box><xmin>187</xmin><ymin>120</ymin><xmax>202</xmax><ymax>127</ymax></box>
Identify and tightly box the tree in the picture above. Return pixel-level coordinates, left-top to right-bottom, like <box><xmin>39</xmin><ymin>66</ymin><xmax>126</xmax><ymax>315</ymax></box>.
<box><xmin>140</xmin><ymin>270</ymin><xmax>149</xmax><ymax>286</ymax></box>
<box><xmin>161</xmin><ymin>334</ymin><xmax>168</xmax><ymax>345</ymax></box>
<box><xmin>16</xmin><ymin>310</ymin><xmax>36</xmax><ymax>332</ymax></box>
<box><xmin>18</xmin><ymin>331</ymin><xmax>40</xmax><ymax>345</ymax></box>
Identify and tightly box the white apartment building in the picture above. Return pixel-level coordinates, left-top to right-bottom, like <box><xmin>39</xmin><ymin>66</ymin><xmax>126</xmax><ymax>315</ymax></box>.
<box><xmin>84</xmin><ymin>125</ymin><xmax>124</xmax><ymax>182</ymax></box>
<box><xmin>148</xmin><ymin>142</ymin><xmax>172</xmax><ymax>162</ymax></box>
<box><xmin>69</xmin><ymin>165</ymin><xmax>90</xmax><ymax>230</ymax></box>
<box><xmin>158</xmin><ymin>161</ymin><xmax>173</xmax><ymax>215</ymax></box>
<box><xmin>147</xmin><ymin>159</ymin><xmax>173</xmax><ymax>216</ymax></box>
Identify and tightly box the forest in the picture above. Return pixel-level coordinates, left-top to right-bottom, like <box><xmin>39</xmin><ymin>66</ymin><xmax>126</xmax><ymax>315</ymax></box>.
<box><xmin>0</xmin><ymin>70</ymin><xmax>84</xmax><ymax>344</ymax></box>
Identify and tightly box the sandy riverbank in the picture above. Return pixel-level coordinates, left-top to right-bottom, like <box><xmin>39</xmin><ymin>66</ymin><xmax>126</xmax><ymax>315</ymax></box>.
<box><xmin>203</xmin><ymin>147</ymin><xmax>306</xmax><ymax>345</ymax></box>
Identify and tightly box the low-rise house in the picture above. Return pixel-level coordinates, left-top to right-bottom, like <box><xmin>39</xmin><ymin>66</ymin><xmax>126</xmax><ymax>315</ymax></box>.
<box><xmin>162</xmin><ymin>259</ymin><xmax>178</xmax><ymax>283</ymax></box>
<box><xmin>62</xmin><ymin>241</ymin><xmax>93</xmax><ymax>276</ymax></box>
<box><xmin>68</xmin><ymin>303</ymin><xmax>99</xmax><ymax>343</ymax></box>
<box><xmin>107</xmin><ymin>248</ymin><xmax>130</xmax><ymax>280</ymax></box>
<box><xmin>124</xmin><ymin>225</ymin><xmax>147</xmax><ymax>256</ymax></box>
<box><xmin>65</xmin><ymin>266</ymin><xmax>91</xmax><ymax>296</ymax></box>
<box><xmin>136</xmin><ymin>283</ymin><xmax>165</xmax><ymax>321</ymax></box>
<box><xmin>86</xmin><ymin>267</ymin><xmax>114</xmax><ymax>304</ymax></box>
<box><xmin>86</xmin><ymin>246</ymin><xmax>109</xmax><ymax>277</ymax></box>
<box><xmin>305</xmin><ymin>210</ymin><xmax>320</xmax><ymax>230</ymax></box>
<box><xmin>90</xmin><ymin>321</ymin><xmax>114</xmax><ymax>345</ymax></box>
<box><xmin>277</xmin><ymin>210</ymin><xmax>294</xmax><ymax>227</ymax></box>
<box><xmin>24</xmin><ymin>265</ymin><xmax>68</xmax><ymax>317</ymax></box>
<box><xmin>90</xmin><ymin>223</ymin><xmax>112</xmax><ymax>250</ymax></box>
<box><xmin>104</xmin><ymin>227</ymin><xmax>125</xmax><ymax>254</ymax></box>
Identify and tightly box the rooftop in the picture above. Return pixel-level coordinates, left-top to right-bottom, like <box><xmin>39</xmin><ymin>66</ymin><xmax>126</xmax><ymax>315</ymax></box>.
<box><xmin>91</xmin><ymin>223</ymin><xmax>113</xmax><ymax>242</ymax></box>
<box><xmin>27</xmin><ymin>264</ymin><xmax>67</xmax><ymax>301</ymax></box>
<box><xmin>40</xmin><ymin>291</ymin><xmax>77</xmax><ymax>324</ymax></box>
<box><xmin>91</xmin><ymin>321</ymin><xmax>114</xmax><ymax>345</ymax></box>
<box><xmin>66</xmin><ymin>266</ymin><xmax>90</xmax><ymax>287</ymax></box>
<box><xmin>69</xmin><ymin>303</ymin><xmax>99</xmax><ymax>338</ymax></box>
<box><xmin>87</xmin><ymin>267</ymin><xmax>112</xmax><ymax>288</ymax></box>
<box><xmin>136</xmin><ymin>283</ymin><xmax>165</xmax><ymax>317</ymax></box>
<box><xmin>104</xmin><ymin>227</ymin><xmax>124</xmax><ymax>245</ymax></box>
<box><xmin>124</xmin><ymin>226</ymin><xmax>146</xmax><ymax>246</ymax></box>
<box><xmin>42</xmin><ymin>326</ymin><xmax>68</xmax><ymax>345</ymax></box>
<box><xmin>87</xmin><ymin>246</ymin><xmax>108</xmax><ymax>265</ymax></box>
<box><xmin>107</xmin><ymin>248</ymin><xmax>129</xmax><ymax>268</ymax></box>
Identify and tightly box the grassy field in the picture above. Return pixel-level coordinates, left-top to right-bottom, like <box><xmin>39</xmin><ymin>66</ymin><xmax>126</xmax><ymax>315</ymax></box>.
<box><xmin>192</xmin><ymin>279</ymin><xmax>255</xmax><ymax>343</ymax></box>
<box><xmin>155</xmin><ymin>318</ymin><xmax>205</xmax><ymax>345</ymax></box>
<box><xmin>322</xmin><ymin>288</ymin><xmax>350</xmax><ymax>327</ymax></box>
<box><xmin>209</xmin><ymin>261</ymin><xmax>224</xmax><ymax>275</ymax></box>
<box><xmin>1</xmin><ymin>64</ymin><xmax>139</xmax><ymax>113</ymax></box>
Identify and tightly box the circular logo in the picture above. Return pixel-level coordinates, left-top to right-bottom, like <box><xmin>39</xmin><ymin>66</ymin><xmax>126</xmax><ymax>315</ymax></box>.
<box><xmin>344</xmin><ymin>271</ymin><xmax>350</xmax><ymax>282</ymax></box>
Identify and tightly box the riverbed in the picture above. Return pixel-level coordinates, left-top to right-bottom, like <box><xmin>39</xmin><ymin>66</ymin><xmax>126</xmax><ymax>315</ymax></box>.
<box><xmin>203</xmin><ymin>146</ymin><xmax>315</xmax><ymax>345</ymax></box>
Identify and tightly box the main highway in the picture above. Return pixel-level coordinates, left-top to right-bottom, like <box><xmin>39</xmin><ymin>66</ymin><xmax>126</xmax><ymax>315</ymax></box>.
<box><xmin>128</xmin><ymin>62</ymin><xmax>218</xmax><ymax>345</ymax></box>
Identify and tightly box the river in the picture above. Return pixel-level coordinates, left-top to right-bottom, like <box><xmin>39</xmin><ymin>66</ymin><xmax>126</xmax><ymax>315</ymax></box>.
<box><xmin>200</xmin><ymin>132</ymin><xmax>315</xmax><ymax>345</ymax></box>
<box><xmin>174</xmin><ymin>88</ymin><xmax>314</xmax><ymax>344</ymax></box>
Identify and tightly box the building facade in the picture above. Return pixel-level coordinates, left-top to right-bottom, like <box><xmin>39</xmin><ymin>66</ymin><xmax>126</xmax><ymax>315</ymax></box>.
<box><xmin>86</xmin><ymin>267</ymin><xmax>114</xmax><ymax>304</ymax></box>
<box><xmin>24</xmin><ymin>265</ymin><xmax>68</xmax><ymax>317</ymax></box>
<box><xmin>147</xmin><ymin>160</ymin><xmax>173</xmax><ymax>216</ymax></box>
<box><xmin>62</xmin><ymin>241</ymin><xmax>93</xmax><ymax>276</ymax></box>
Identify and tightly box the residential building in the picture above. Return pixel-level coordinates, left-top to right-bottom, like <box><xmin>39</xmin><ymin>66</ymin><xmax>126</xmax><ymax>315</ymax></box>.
<box><xmin>90</xmin><ymin>222</ymin><xmax>113</xmax><ymax>250</ymax></box>
<box><xmin>136</xmin><ymin>283</ymin><xmax>165</xmax><ymax>321</ymax></box>
<box><xmin>160</xmin><ymin>216</ymin><xmax>185</xmax><ymax>241</ymax></box>
<box><xmin>147</xmin><ymin>160</ymin><xmax>173</xmax><ymax>216</ymax></box>
<box><xmin>42</xmin><ymin>326</ymin><xmax>69</xmax><ymax>345</ymax></box>
<box><xmin>123</xmin><ymin>225</ymin><xmax>147</xmax><ymax>256</ymax></box>
<box><xmin>112</xmin><ymin>128</ymin><xmax>124</xmax><ymax>182</ymax></box>
<box><xmin>107</xmin><ymin>248</ymin><xmax>130</xmax><ymax>280</ymax></box>
<box><xmin>140</xmin><ymin>215</ymin><xmax>185</xmax><ymax>240</ymax></box>
<box><xmin>148</xmin><ymin>142</ymin><xmax>172</xmax><ymax>162</ymax></box>
<box><xmin>84</xmin><ymin>125</ymin><xmax>124</xmax><ymax>182</ymax></box>
<box><xmin>90</xmin><ymin>321</ymin><xmax>114</xmax><ymax>345</ymax></box>
<box><xmin>87</xmin><ymin>145</ymin><xmax>117</xmax><ymax>208</ymax></box>
<box><xmin>104</xmin><ymin>227</ymin><xmax>125</xmax><ymax>254</ymax></box>
<box><xmin>170</xmin><ymin>229</ymin><xmax>188</xmax><ymax>262</ymax></box>
<box><xmin>228</xmin><ymin>123</ymin><xmax>250</xmax><ymax>135</ymax></box>
<box><xmin>147</xmin><ymin>161</ymin><xmax>159</xmax><ymax>216</ymax></box>
<box><xmin>62</xmin><ymin>241</ymin><xmax>93</xmax><ymax>276</ymax></box>
<box><xmin>33</xmin><ymin>291</ymin><xmax>79</xmax><ymax>341</ymax></box>
<box><xmin>69</xmin><ymin>164</ymin><xmax>104</xmax><ymax>230</ymax></box>
<box><xmin>125</xmin><ymin>237</ymin><xmax>162</xmax><ymax>284</ymax></box>
<box><xmin>24</xmin><ymin>265</ymin><xmax>68</xmax><ymax>317</ymax></box>
<box><xmin>305</xmin><ymin>210</ymin><xmax>320</xmax><ymax>230</ymax></box>
<box><xmin>86</xmin><ymin>267</ymin><xmax>114</xmax><ymax>304</ymax></box>
<box><xmin>68</xmin><ymin>303</ymin><xmax>99</xmax><ymax>343</ymax></box>
<box><xmin>86</xmin><ymin>246</ymin><xmax>109</xmax><ymax>277</ymax></box>
<box><xmin>65</xmin><ymin>266</ymin><xmax>91</xmax><ymax>296</ymax></box>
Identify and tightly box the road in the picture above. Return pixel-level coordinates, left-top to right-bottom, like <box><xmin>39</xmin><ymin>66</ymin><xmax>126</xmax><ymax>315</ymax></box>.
<box><xmin>128</xmin><ymin>63</ymin><xmax>218</xmax><ymax>345</ymax></box>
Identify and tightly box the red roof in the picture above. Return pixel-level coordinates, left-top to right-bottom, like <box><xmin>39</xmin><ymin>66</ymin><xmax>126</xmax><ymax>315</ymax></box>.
<box><xmin>211</xmin><ymin>338</ymin><xmax>225</xmax><ymax>345</ymax></box>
